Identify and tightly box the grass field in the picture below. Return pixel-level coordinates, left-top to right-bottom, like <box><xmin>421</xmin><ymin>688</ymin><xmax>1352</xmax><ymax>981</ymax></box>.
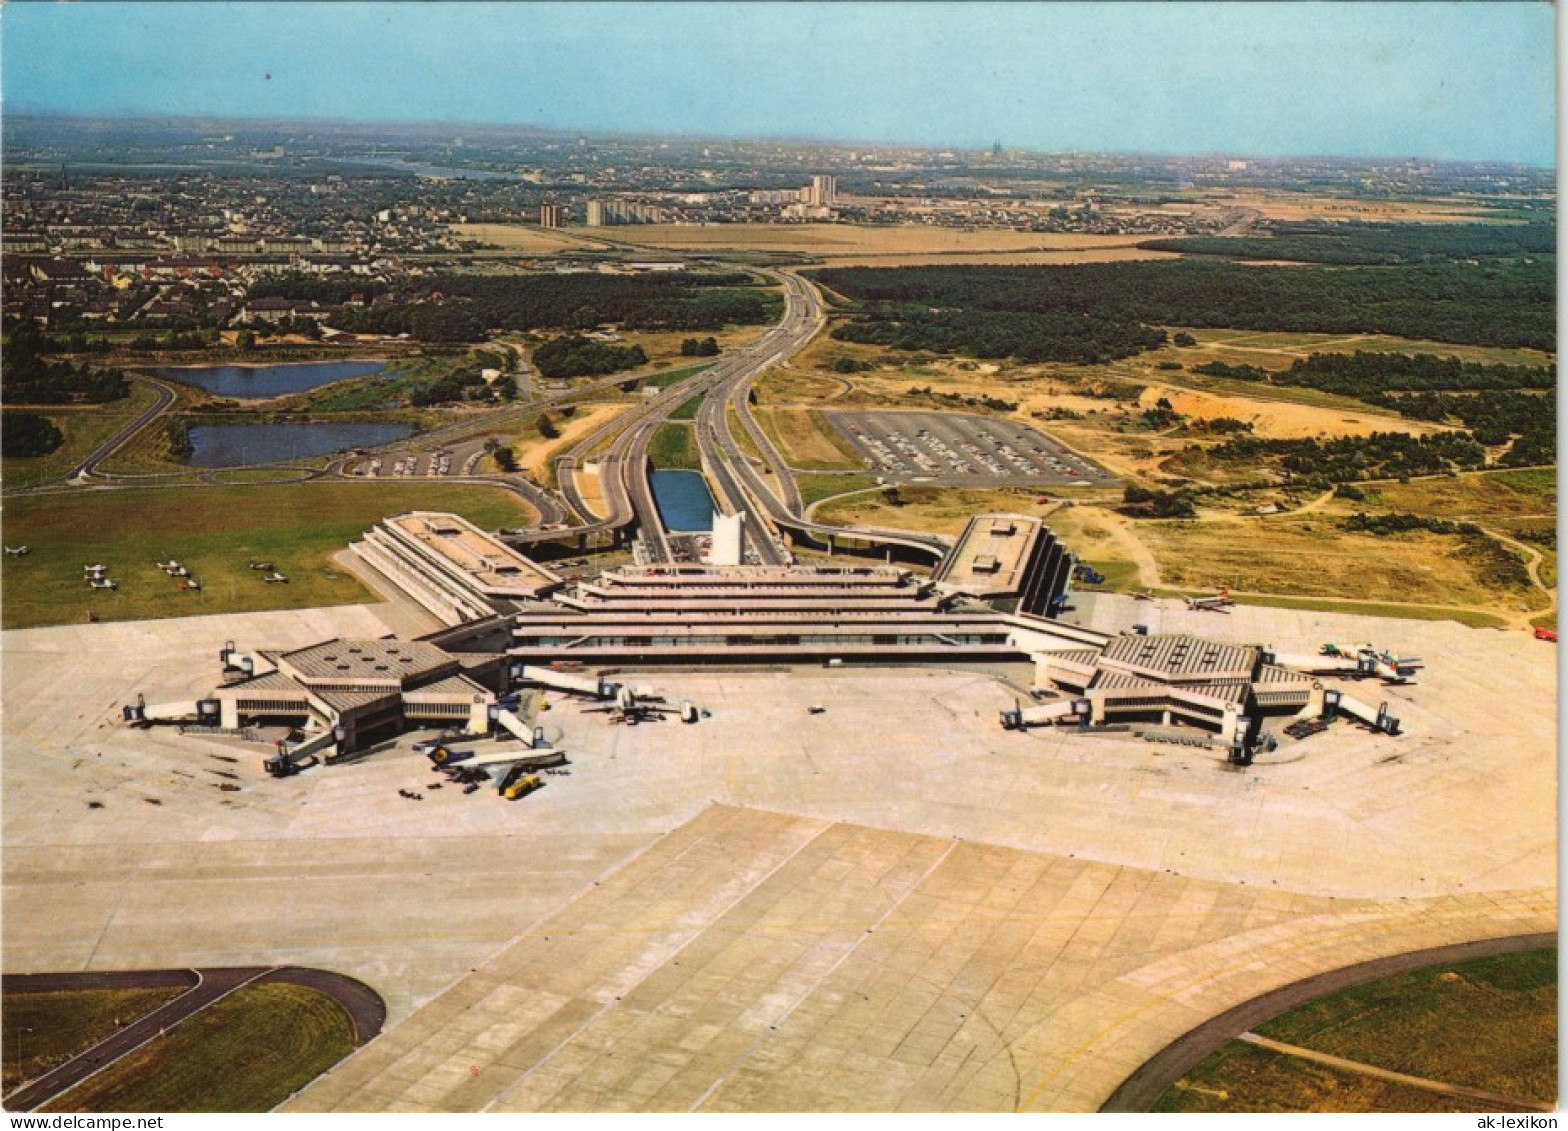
<box><xmin>753</xmin><ymin>407</ymin><xmax>865</xmax><ymax>469</ymax></box>
<box><xmin>647</xmin><ymin>422</ymin><xmax>700</xmax><ymax>470</ymax></box>
<box><xmin>1157</xmin><ymin>948</ymin><xmax>1556</xmax><ymax>1112</ymax></box>
<box><xmin>798</xmin><ymin>472</ymin><xmax>882</xmax><ymax>510</ymax></box>
<box><xmin>815</xmin><ymin>485</ymin><xmax>1056</xmax><ymax>536</ymax></box>
<box><xmin>1</xmin><ymin>384</ymin><xmax>164</xmax><ymax>489</ymax></box>
<box><xmin>1135</xmin><ymin>516</ymin><xmax>1544</xmax><ymax>612</ymax></box>
<box><xmin>2</xmin><ymin>987</ymin><xmax>186</xmax><ymax>1094</ymax></box>
<box><xmin>43</xmin><ymin>983</ymin><xmax>358</xmax><ymax>1113</ymax></box>
<box><xmin>1</xmin><ymin>481</ymin><xmax>536</xmax><ymax>629</ymax></box>
<box><xmin>1155</xmin><ymin>1043</ymin><xmax>1516</xmax><ymax>1114</ymax></box>
<box><xmin>1367</xmin><ymin>470</ymin><xmax>1556</xmax><ymax>521</ymax></box>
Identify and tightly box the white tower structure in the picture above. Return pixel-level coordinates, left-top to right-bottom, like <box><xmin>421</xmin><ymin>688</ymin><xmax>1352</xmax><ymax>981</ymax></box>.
<box><xmin>710</xmin><ymin>512</ymin><xmax>747</xmax><ymax>566</ymax></box>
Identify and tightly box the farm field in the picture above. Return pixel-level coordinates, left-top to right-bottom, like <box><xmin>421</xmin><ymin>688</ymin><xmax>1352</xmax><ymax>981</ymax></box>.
<box><xmin>1201</xmin><ymin>190</ymin><xmax>1510</xmax><ymax>223</ymax></box>
<box><xmin>606</xmin><ymin>223</ymin><xmax>1173</xmax><ymax>265</ymax></box>
<box><xmin>1157</xmin><ymin>948</ymin><xmax>1556</xmax><ymax>1113</ymax></box>
<box><xmin>447</xmin><ymin>222</ymin><xmax>607</xmax><ymax>254</ymax></box>
<box><xmin>0</xmin><ymin>481</ymin><xmax>536</xmax><ymax>629</ymax></box>
<box><xmin>43</xmin><ymin>983</ymin><xmax>357</xmax><ymax>1113</ymax></box>
<box><xmin>2</xmin><ymin>986</ymin><xmax>186</xmax><ymax>1094</ymax></box>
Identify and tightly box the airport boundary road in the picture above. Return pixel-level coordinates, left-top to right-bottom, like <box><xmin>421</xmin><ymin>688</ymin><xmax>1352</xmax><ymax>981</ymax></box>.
<box><xmin>1</xmin><ymin>966</ymin><xmax>273</xmax><ymax>1112</ymax></box>
<box><xmin>1</xmin><ymin>965</ymin><xmax>387</xmax><ymax>1112</ymax></box>
<box><xmin>1098</xmin><ymin>931</ymin><xmax>1558</xmax><ymax>1113</ymax></box>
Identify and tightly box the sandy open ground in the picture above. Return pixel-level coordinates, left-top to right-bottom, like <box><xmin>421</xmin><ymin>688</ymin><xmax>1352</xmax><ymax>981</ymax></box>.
<box><xmin>3</xmin><ymin>594</ymin><xmax>1552</xmax><ymax>1110</ymax></box>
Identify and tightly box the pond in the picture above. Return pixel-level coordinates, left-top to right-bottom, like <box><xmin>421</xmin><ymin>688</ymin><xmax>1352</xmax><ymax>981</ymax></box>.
<box><xmin>187</xmin><ymin>422</ymin><xmax>415</xmax><ymax>468</ymax></box>
<box><xmin>650</xmin><ymin>470</ymin><xmax>716</xmax><ymax>533</ymax></box>
<box><xmin>152</xmin><ymin>360</ymin><xmax>391</xmax><ymax>399</ymax></box>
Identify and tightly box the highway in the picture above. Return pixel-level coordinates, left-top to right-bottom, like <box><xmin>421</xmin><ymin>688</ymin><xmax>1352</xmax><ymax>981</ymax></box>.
<box><xmin>514</xmin><ymin>267</ymin><xmax>950</xmax><ymax>566</ymax></box>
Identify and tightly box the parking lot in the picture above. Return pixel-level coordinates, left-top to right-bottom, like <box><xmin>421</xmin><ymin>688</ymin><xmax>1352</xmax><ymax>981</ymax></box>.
<box><xmin>829</xmin><ymin>410</ymin><xmax>1116</xmax><ymax>488</ymax></box>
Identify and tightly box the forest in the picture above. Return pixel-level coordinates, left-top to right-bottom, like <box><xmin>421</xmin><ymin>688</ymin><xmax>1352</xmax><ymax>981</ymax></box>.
<box><xmin>1139</xmin><ymin>220</ymin><xmax>1555</xmax><ymax>266</ymax></box>
<box><xmin>3</xmin><ymin>324</ymin><xmax>131</xmax><ymax>404</ymax></box>
<box><xmin>323</xmin><ymin>272</ymin><xmax>772</xmax><ymax>343</ymax></box>
<box><xmin>812</xmin><ymin>259</ymin><xmax>1554</xmax><ymax>352</ymax></box>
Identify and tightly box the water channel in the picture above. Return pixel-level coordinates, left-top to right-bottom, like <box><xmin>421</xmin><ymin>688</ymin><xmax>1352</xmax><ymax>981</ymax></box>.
<box><xmin>152</xmin><ymin>359</ymin><xmax>390</xmax><ymax>399</ymax></box>
<box><xmin>187</xmin><ymin>422</ymin><xmax>414</xmax><ymax>468</ymax></box>
<box><xmin>650</xmin><ymin>470</ymin><xmax>717</xmax><ymax>532</ymax></box>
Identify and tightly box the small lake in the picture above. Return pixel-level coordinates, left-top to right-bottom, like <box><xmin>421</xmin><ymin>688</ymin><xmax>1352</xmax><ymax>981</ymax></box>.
<box><xmin>153</xmin><ymin>360</ymin><xmax>391</xmax><ymax>398</ymax></box>
<box><xmin>187</xmin><ymin>422</ymin><xmax>414</xmax><ymax>468</ymax></box>
<box><xmin>650</xmin><ymin>470</ymin><xmax>716</xmax><ymax>533</ymax></box>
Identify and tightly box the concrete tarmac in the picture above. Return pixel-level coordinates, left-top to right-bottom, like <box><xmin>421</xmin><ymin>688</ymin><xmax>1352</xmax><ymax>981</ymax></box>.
<box><xmin>3</xmin><ymin>593</ymin><xmax>1555</xmax><ymax>1110</ymax></box>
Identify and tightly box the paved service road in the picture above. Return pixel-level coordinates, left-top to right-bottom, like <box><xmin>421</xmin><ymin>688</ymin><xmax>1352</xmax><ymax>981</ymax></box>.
<box><xmin>1</xmin><ymin>965</ymin><xmax>386</xmax><ymax>1112</ymax></box>
<box><xmin>1098</xmin><ymin>931</ymin><xmax>1557</xmax><ymax>1113</ymax></box>
<box><xmin>69</xmin><ymin>374</ymin><xmax>177</xmax><ymax>480</ymax></box>
<box><xmin>2</xmin><ymin>966</ymin><xmax>272</xmax><ymax>1112</ymax></box>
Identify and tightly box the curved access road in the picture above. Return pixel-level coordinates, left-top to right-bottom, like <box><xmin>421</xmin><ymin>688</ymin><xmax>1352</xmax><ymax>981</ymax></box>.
<box><xmin>1098</xmin><ymin>930</ymin><xmax>1556</xmax><ymax>1113</ymax></box>
<box><xmin>1</xmin><ymin>965</ymin><xmax>386</xmax><ymax>1112</ymax></box>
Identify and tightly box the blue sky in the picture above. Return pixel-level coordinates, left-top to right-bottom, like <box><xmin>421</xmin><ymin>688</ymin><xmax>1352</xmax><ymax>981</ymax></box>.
<box><xmin>3</xmin><ymin>2</ymin><xmax>1556</xmax><ymax>164</ymax></box>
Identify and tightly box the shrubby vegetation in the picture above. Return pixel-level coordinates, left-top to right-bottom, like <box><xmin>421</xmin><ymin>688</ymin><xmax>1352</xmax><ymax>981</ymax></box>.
<box><xmin>905</xmin><ymin>386</ymin><xmax>1017</xmax><ymax>412</ymax></box>
<box><xmin>1343</xmin><ymin>511</ymin><xmax>1482</xmax><ymax>536</ymax></box>
<box><xmin>1206</xmin><ymin>430</ymin><xmax>1489</xmax><ymax>482</ymax></box>
<box><xmin>1120</xmin><ymin>484</ymin><xmax>1196</xmax><ymax>519</ymax></box>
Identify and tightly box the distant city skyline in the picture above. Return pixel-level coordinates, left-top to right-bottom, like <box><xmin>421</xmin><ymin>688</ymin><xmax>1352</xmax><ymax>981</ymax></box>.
<box><xmin>4</xmin><ymin>1</ymin><xmax>1556</xmax><ymax>166</ymax></box>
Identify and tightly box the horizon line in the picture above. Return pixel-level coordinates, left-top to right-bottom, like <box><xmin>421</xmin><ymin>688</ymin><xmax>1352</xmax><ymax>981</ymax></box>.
<box><xmin>3</xmin><ymin>108</ymin><xmax>1556</xmax><ymax>172</ymax></box>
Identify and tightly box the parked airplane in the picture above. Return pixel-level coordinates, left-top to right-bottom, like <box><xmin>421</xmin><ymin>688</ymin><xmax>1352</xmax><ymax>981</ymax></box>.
<box><xmin>1184</xmin><ymin>588</ymin><xmax>1234</xmax><ymax>612</ymax></box>
<box><xmin>4</xmin><ymin>546</ymin><xmax>28</xmax><ymax>556</ymax></box>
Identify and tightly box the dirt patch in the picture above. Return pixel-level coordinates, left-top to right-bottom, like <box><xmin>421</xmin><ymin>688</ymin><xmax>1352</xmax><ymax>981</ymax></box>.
<box><xmin>512</xmin><ymin>404</ymin><xmax>630</xmax><ymax>477</ymax></box>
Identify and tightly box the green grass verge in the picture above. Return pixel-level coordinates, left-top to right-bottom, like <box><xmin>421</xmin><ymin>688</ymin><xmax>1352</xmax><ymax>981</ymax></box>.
<box><xmin>1155</xmin><ymin>1042</ymin><xmax>1518</xmax><ymax>1114</ymax></box>
<box><xmin>43</xmin><ymin>983</ymin><xmax>357</xmax><ymax>1113</ymax></box>
<box><xmin>1207</xmin><ymin>592</ymin><xmax>1508</xmax><ymax>629</ymax></box>
<box><xmin>798</xmin><ymin>472</ymin><xmax>883</xmax><ymax>509</ymax></box>
<box><xmin>642</xmin><ymin>364</ymin><xmax>712</xmax><ymax>389</ymax></box>
<box><xmin>1071</xmin><ymin>558</ymin><xmax>1142</xmax><ymax>593</ymax></box>
<box><xmin>1254</xmin><ymin>949</ymin><xmax>1556</xmax><ymax>1101</ymax></box>
<box><xmin>669</xmin><ymin>393</ymin><xmax>705</xmax><ymax>421</ymax></box>
<box><xmin>1158</xmin><ymin>948</ymin><xmax>1556</xmax><ymax>1112</ymax></box>
<box><xmin>647</xmin><ymin>422</ymin><xmax>700</xmax><ymax>470</ymax></box>
<box><xmin>3</xmin><ymin>987</ymin><xmax>186</xmax><ymax>1094</ymax></box>
<box><xmin>1</xmin><ymin>385</ymin><xmax>163</xmax><ymax>489</ymax></box>
<box><xmin>1</xmin><ymin>481</ymin><xmax>535</xmax><ymax>629</ymax></box>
